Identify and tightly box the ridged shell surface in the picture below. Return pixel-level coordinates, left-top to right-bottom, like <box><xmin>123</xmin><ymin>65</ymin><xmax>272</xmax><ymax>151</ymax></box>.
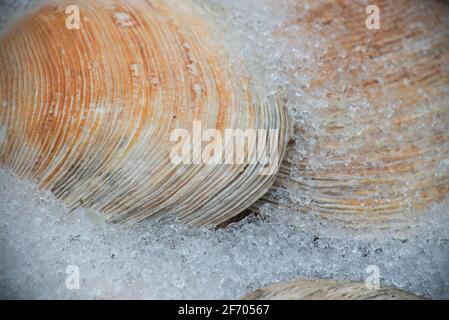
<box><xmin>261</xmin><ymin>0</ymin><xmax>449</xmax><ymax>226</ymax></box>
<box><xmin>0</xmin><ymin>0</ymin><xmax>288</xmax><ymax>226</ymax></box>
<box><xmin>242</xmin><ymin>278</ymin><xmax>423</xmax><ymax>300</ymax></box>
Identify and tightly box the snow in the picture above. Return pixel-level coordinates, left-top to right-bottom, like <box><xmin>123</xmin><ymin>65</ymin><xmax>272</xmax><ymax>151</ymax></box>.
<box><xmin>0</xmin><ymin>0</ymin><xmax>448</xmax><ymax>300</ymax></box>
<box><xmin>1</xmin><ymin>169</ymin><xmax>448</xmax><ymax>299</ymax></box>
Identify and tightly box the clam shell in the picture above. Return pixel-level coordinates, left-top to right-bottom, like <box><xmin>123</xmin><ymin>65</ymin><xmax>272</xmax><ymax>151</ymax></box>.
<box><xmin>261</xmin><ymin>0</ymin><xmax>449</xmax><ymax>226</ymax></box>
<box><xmin>1</xmin><ymin>0</ymin><xmax>448</xmax><ymax>228</ymax></box>
<box><xmin>0</xmin><ymin>0</ymin><xmax>288</xmax><ymax>226</ymax></box>
<box><xmin>241</xmin><ymin>278</ymin><xmax>423</xmax><ymax>300</ymax></box>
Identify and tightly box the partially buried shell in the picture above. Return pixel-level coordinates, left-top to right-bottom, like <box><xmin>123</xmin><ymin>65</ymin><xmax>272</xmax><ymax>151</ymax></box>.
<box><xmin>0</xmin><ymin>0</ymin><xmax>288</xmax><ymax>226</ymax></box>
<box><xmin>241</xmin><ymin>278</ymin><xmax>423</xmax><ymax>300</ymax></box>
<box><xmin>258</xmin><ymin>0</ymin><xmax>449</xmax><ymax>227</ymax></box>
<box><xmin>1</xmin><ymin>0</ymin><xmax>448</xmax><ymax>229</ymax></box>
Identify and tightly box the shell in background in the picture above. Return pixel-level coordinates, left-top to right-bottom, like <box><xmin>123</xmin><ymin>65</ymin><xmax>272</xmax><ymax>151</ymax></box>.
<box><xmin>242</xmin><ymin>278</ymin><xmax>423</xmax><ymax>300</ymax></box>
<box><xmin>0</xmin><ymin>0</ymin><xmax>288</xmax><ymax>226</ymax></box>
<box><xmin>260</xmin><ymin>0</ymin><xmax>449</xmax><ymax>227</ymax></box>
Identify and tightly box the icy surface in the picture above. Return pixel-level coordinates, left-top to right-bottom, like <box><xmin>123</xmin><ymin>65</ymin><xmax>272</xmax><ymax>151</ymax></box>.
<box><xmin>1</xmin><ymin>0</ymin><xmax>448</xmax><ymax>300</ymax></box>
<box><xmin>204</xmin><ymin>0</ymin><xmax>449</xmax><ymax>222</ymax></box>
<box><xmin>1</xmin><ymin>169</ymin><xmax>448</xmax><ymax>299</ymax></box>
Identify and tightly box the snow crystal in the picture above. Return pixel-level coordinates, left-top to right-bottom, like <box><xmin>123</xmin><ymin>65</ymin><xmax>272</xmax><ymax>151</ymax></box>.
<box><xmin>0</xmin><ymin>168</ymin><xmax>448</xmax><ymax>299</ymax></box>
<box><xmin>1</xmin><ymin>0</ymin><xmax>448</xmax><ymax>300</ymax></box>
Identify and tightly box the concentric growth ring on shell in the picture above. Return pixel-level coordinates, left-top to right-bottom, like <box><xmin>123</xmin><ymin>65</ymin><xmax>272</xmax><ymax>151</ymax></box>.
<box><xmin>0</xmin><ymin>0</ymin><xmax>289</xmax><ymax>226</ymax></box>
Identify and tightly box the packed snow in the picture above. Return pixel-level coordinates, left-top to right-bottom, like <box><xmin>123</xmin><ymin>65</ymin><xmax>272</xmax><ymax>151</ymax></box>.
<box><xmin>0</xmin><ymin>0</ymin><xmax>448</xmax><ymax>299</ymax></box>
<box><xmin>1</xmin><ymin>169</ymin><xmax>448</xmax><ymax>299</ymax></box>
